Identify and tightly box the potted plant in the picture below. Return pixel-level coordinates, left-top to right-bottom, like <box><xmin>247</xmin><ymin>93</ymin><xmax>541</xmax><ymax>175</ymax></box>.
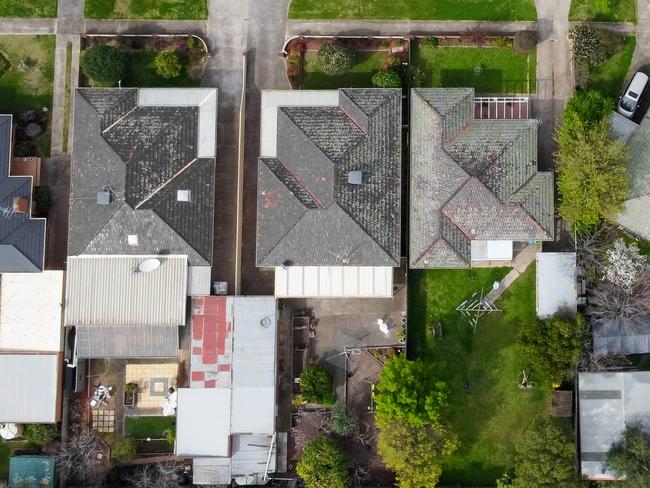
<box><xmin>124</xmin><ymin>383</ymin><xmax>137</xmax><ymax>407</ymax></box>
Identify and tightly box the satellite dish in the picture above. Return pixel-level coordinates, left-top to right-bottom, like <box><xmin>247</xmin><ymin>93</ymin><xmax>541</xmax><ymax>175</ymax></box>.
<box><xmin>0</xmin><ymin>423</ymin><xmax>23</xmax><ymax>440</ymax></box>
<box><xmin>138</xmin><ymin>258</ymin><xmax>161</xmax><ymax>273</ymax></box>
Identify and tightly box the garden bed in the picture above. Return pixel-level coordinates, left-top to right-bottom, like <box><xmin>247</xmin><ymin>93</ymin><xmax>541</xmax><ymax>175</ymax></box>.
<box><xmin>288</xmin><ymin>0</ymin><xmax>537</xmax><ymax>21</ymax></box>
<box><xmin>408</xmin><ymin>265</ymin><xmax>551</xmax><ymax>486</ymax></box>
<box><xmin>85</xmin><ymin>0</ymin><xmax>207</xmax><ymax>20</ymax></box>
<box><xmin>576</xmin><ymin>35</ymin><xmax>636</xmax><ymax>98</ymax></box>
<box><xmin>81</xmin><ymin>36</ymin><xmax>206</xmax><ymax>88</ymax></box>
<box><xmin>569</xmin><ymin>0</ymin><xmax>636</xmax><ymax>22</ymax></box>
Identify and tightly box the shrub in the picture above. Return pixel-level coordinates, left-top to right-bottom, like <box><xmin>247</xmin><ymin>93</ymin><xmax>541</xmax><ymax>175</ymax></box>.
<box><xmin>421</xmin><ymin>36</ymin><xmax>438</xmax><ymax>48</ymax></box>
<box><xmin>297</xmin><ymin>437</ymin><xmax>348</xmax><ymax>488</ymax></box>
<box><xmin>382</xmin><ymin>55</ymin><xmax>401</xmax><ymax>71</ymax></box>
<box><xmin>563</xmin><ymin>90</ymin><xmax>613</xmax><ymax>136</ymax></box>
<box><xmin>111</xmin><ymin>437</ymin><xmax>136</xmax><ymax>461</ymax></box>
<box><xmin>80</xmin><ymin>45</ymin><xmax>127</xmax><ymax>85</ymax></box>
<box><xmin>164</xmin><ymin>429</ymin><xmax>175</xmax><ymax>447</ymax></box>
<box><xmin>372</xmin><ymin>70</ymin><xmax>402</xmax><ymax>88</ymax></box>
<box><xmin>287</xmin><ymin>50</ymin><xmax>301</xmax><ymax>70</ymax></box>
<box><xmin>187</xmin><ymin>36</ymin><xmax>196</xmax><ymax>50</ymax></box>
<box><xmin>492</xmin><ymin>36</ymin><xmax>513</xmax><ymax>48</ymax></box>
<box><xmin>154</xmin><ymin>52</ymin><xmax>183</xmax><ymax>79</ymax></box>
<box><xmin>570</xmin><ymin>25</ymin><xmax>606</xmax><ymax>67</ymax></box>
<box><xmin>330</xmin><ymin>401</ymin><xmax>358</xmax><ymax>436</ymax></box>
<box><xmin>33</xmin><ymin>186</ymin><xmax>52</xmax><ymax>217</ymax></box>
<box><xmin>24</xmin><ymin>424</ymin><xmax>56</xmax><ymax>448</ymax></box>
<box><xmin>513</xmin><ymin>30</ymin><xmax>537</xmax><ymax>53</ymax></box>
<box><xmin>299</xmin><ymin>364</ymin><xmax>334</xmax><ymax>405</ymax></box>
<box><xmin>409</xmin><ymin>65</ymin><xmax>425</xmax><ymax>87</ymax></box>
<box><xmin>317</xmin><ymin>43</ymin><xmax>355</xmax><ymax>75</ymax></box>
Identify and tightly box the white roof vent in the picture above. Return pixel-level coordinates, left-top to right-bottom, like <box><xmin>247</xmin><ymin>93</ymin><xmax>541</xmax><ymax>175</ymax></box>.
<box><xmin>348</xmin><ymin>170</ymin><xmax>363</xmax><ymax>185</ymax></box>
<box><xmin>127</xmin><ymin>234</ymin><xmax>139</xmax><ymax>246</ymax></box>
<box><xmin>177</xmin><ymin>190</ymin><xmax>191</xmax><ymax>202</ymax></box>
<box><xmin>97</xmin><ymin>191</ymin><xmax>111</xmax><ymax>205</ymax></box>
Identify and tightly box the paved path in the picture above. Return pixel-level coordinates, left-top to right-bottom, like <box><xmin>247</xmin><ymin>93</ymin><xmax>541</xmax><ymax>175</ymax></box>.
<box><xmin>286</xmin><ymin>19</ymin><xmax>537</xmax><ymax>39</ymax></box>
<box><xmin>85</xmin><ymin>19</ymin><xmax>207</xmax><ymax>35</ymax></box>
<box><xmin>632</xmin><ymin>0</ymin><xmax>650</xmax><ymax>72</ymax></box>
<box><xmin>484</xmin><ymin>244</ymin><xmax>540</xmax><ymax>303</ymax></box>
<box><xmin>0</xmin><ymin>18</ymin><xmax>55</xmax><ymax>34</ymax></box>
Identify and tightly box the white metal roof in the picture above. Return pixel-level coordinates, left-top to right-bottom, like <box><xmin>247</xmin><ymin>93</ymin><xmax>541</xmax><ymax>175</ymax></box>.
<box><xmin>187</xmin><ymin>266</ymin><xmax>211</xmax><ymax>296</ymax></box>
<box><xmin>275</xmin><ymin>265</ymin><xmax>393</xmax><ymax>298</ymax></box>
<box><xmin>0</xmin><ymin>271</ymin><xmax>64</xmax><ymax>352</ymax></box>
<box><xmin>536</xmin><ymin>252</ymin><xmax>577</xmax><ymax>319</ymax></box>
<box><xmin>176</xmin><ymin>388</ymin><xmax>231</xmax><ymax>457</ymax></box>
<box><xmin>579</xmin><ymin>372</ymin><xmax>650</xmax><ymax>480</ymax></box>
<box><xmin>138</xmin><ymin>88</ymin><xmax>217</xmax><ymax>158</ymax></box>
<box><xmin>260</xmin><ymin>90</ymin><xmax>339</xmax><ymax>157</ymax></box>
<box><xmin>471</xmin><ymin>240</ymin><xmax>513</xmax><ymax>261</ymax></box>
<box><xmin>64</xmin><ymin>255</ymin><xmax>188</xmax><ymax>326</ymax></box>
<box><xmin>0</xmin><ymin>354</ymin><xmax>60</xmax><ymax>423</ymax></box>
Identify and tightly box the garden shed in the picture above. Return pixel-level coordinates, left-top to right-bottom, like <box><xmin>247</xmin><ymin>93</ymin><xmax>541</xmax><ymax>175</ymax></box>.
<box><xmin>535</xmin><ymin>252</ymin><xmax>577</xmax><ymax>319</ymax></box>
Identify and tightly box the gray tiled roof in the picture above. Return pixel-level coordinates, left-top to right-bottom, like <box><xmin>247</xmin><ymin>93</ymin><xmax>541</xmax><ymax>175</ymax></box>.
<box><xmin>410</xmin><ymin>88</ymin><xmax>554</xmax><ymax>268</ymax></box>
<box><xmin>0</xmin><ymin>115</ymin><xmax>45</xmax><ymax>272</ymax></box>
<box><xmin>69</xmin><ymin>89</ymin><xmax>216</xmax><ymax>265</ymax></box>
<box><xmin>257</xmin><ymin>89</ymin><xmax>401</xmax><ymax>267</ymax></box>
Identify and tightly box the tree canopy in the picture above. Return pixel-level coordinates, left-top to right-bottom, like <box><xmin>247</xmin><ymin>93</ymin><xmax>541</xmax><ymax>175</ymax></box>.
<box><xmin>377</xmin><ymin>420</ymin><xmax>458</xmax><ymax>488</ymax></box>
<box><xmin>374</xmin><ymin>354</ymin><xmax>448</xmax><ymax>427</ymax></box>
<box><xmin>299</xmin><ymin>364</ymin><xmax>334</xmax><ymax>405</ymax></box>
<box><xmin>80</xmin><ymin>45</ymin><xmax>127</xmax><ymax>85</ymax></box>
<box><xmin>519</xmin><ymin>314</ymin><xmax>587</xmax><ymax>382</ymax></box>
<box><xmin>154</xmin><ymin>51</ymin><xmax>183</xmax><ymax>79</ymax></box>
<box><xmin>563</xmin><ymin>90</ymin><xmax>612</xmax><ymax>137</ymax></box>
<box><xmin>296</xmin><ymin>437</ymin><xmax>348</xmax><ymax>488</ymax></box>
<box><xmin>607</xmin><ymin>424</ymin><xmax>650</xmax><ymax>487</ymax></box>
<box><xmin>555</xmin><ymin>119</ymin><xmax>628</xmax><ymax>231</ymax></box>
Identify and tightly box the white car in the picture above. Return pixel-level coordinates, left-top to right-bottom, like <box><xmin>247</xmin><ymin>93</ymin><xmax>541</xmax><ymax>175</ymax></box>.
<box><xmin>618</xmin><ymin>72</ymin><xmax>649</xmax><ymax>118</ymax></box>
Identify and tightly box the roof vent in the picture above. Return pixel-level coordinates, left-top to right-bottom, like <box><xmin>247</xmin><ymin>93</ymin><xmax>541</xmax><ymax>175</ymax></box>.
<box><xmin>177</xmin><ymin>190</ymin><xmax>191</xmax><ymax>202</ymax></box>
<box><xmin>260</xmin><ymin>316</ymin><xmax>272</xmax><ymax>329</ymax></box>
<box><xmin>127</xmin><ymin>234</ymin><xmax>139</xmax><ymax>246</ymax></box>
<box><xmin>12</xmin><ymin>197</ymin><xmax>28</xmax><ymax>214</ymax></box>
<box><xmin>97</xmin><ymin>191</ymin><xmax>111</xmax><ymax>205</ymax></box>
<box><xmin>348</xmin><ymin>170</ymin><xmax>363</xmax><ymax>185</ymax></box>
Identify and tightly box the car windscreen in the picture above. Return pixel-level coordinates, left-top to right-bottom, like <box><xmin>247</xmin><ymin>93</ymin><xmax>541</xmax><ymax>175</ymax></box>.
<box><xmin>620</xmin><ymin>96</ymin><xmax>637</xmax><ymax>113</ymax></box>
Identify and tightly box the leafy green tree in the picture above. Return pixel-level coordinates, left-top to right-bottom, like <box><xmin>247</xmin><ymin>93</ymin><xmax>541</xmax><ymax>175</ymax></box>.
<box><xmin>372</xmin><ymin>70</ymin><xmax>402</xmax><ymax>88</ymax></box>
<box><xmin>555</xmin><ymin>119</ymin><xmax>628</xmax><ymax>231</ymax></box>
<box><xmin>519</xmin><ymin>314</ymin><xmax>587</xmax><ymax>382</ymax></box>
<box><xmin>330</xmin><ymin>401</ymin><xmax>358</xmax><ymax>436</ymax></box>
<box><xmin>501</xmin><ymin>418</ymin><xmax>583</xmax><ymax>488</ymax></box>
<box><xmin>606</xmin><ymin>424</ymin><xmax>650</xmax><ymax>487</ymax></box>
<box><xmin>296</xmin><ymin>437</ymin><xmax>348</xmax><ymax>488</ymax></box>
<box><xmin>80</xmin><ymin>45</ymin><xmax>127</xmax><ymax>85</ymax></box>
<box><xmin>377</xmin><ymin>420</ymin><xmax>458</xmax><ymax>488</ymax></box>
<box><xmin>24</xmin><ymin>424</ymin><xmax>56</xmax><ymax>448</ymax></box>
<box><xmin>299</xmin><ymin>364</ymin><xmax>334</xmax><ymax>405</ymax></box>
<box><xmin>563</xmin><ymin>90</ymin><xmax>613</xmax><ymax>137</ymax></box>
<box><xmin>153</xmin><ymin>51</ymin><xmax>183</xmax><ymax>79</ymax></box>
<box><xmin>317</xmin><ymin>43</ymin><xmax>355</xmax><ymax>75</ymax></box>
<box><xmin>374</xmin><ymin>354</ymin><xmax>447</xmax><ymax>427</ymax></box>
<box><xmin>111</xmin><ymin>437</ymin><xmax>136</xmax><ymax>461</ymax></box>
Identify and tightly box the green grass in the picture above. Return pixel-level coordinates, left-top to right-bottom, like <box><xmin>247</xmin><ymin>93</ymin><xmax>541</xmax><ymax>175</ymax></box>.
<box><xmin>412</xmin><ymin>44</ymin><xmax>537</xmax><ymax>94</ymax></box>
<box><xmin>408</xmin><ymin>265</ymin><xmax>551</xmax><ymax>486</ymax></box>
<box><xmin>585</xmin><ymin>36</ymin><xmax>636</xmax><ymax>98</ymax></box>
<box><xmin>289</xmin><ymin>0</ymin><xmax>536</xmax><ymax>21</ymax></box>
<box><xmin>62</xmin><ymin>41</ymin><xmax>72</xmax><ymax>154</ymax></box>
<box><xmin>85</xmin><ymin>0</ymin><xmax>207</xmax><ymax>19</ymax></box>
<box><xmin>124</xmin><ymin>416</ymin><xmax>175</xmax><ymax>439</ymax></box>
<box><xmin>0</xmin><ymin>35</ymin><xmax>55</xmax><ymax>157</ymax></box>
<box><xmin>569</xmin><ymin>0</ymin><xmax>637</xmax><ymax>22</ymax></box>
<box><xmin>302</xmin><ymin>51</ymin><xmax>386</xmax><ymax>89</ymax></box>
<box><xmin>123</xmin><ymin>51</ymin><xmax>201</xmax><ymax>88</ymax></box>
<box><xmin>0</xmin><ymin>1</ymin><xmax>56</xmax><ymax>18</ymax></box>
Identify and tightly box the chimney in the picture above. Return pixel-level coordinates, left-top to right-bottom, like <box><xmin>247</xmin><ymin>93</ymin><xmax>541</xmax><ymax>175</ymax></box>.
<box><xmin>12</xmin><ymin>197</ymin><xmax>28</xmax><ymax>214</ymax></box>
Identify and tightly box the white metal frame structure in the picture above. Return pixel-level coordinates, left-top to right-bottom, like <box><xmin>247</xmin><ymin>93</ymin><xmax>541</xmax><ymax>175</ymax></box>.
<box><xmin>474</xmin><ymin>97</ymin><xmax>529</xmax><ymax>119</ymax></box>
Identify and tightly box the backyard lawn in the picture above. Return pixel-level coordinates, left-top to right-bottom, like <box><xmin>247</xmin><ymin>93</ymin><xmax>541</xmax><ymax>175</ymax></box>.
<box><xmin>569</xmin><ymin>0</ymin><xmax>637</xmax><ymax>22</ymax></box>
<box><xmin>0</xmin><ymin>0</ymin><xmax>56</xmax><ymax>17</ymax></box>
<box><xmin>125</xmin><ymin>416</ymin><xmax>175</xmax><ymax>439</ymax></box>
<box><xmin>85</xmin><ymin>0</ymin><xmax>207</xmax><ymax>19</ymax></box>
<box><xmin>0</xmin><ymin>35</ymin><xmax>55</xmax><ymax>156</ymax></box>
<box><xmin>408</xmin><ymin>265</ymin><xmax>551</xmax><ymax>486</ymax></box>
<box><xmin>289</xmin><ymin>0</ymin><xmax>536</xmax><ymax>21</ymax></box>
<box><xmin>302</xmin><ymin>51</ymin><xmax>385</xmax><ymax>89</ymax></box>
<box><xmin>412</xmin><ymin>44</ymin><xmax>537</xmax><ymax>94</ymax></box>
<box><xmin>585</xmin><ymin>36</ymin><xmax>636</xmax><ymax>98</ymax></box>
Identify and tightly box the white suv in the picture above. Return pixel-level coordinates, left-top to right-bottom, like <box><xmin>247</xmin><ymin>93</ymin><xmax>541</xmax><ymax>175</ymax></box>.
<box><xmin>618</xmin><ymin>71</ymin><xmax>649</xmax><ymax>118</ymax></box>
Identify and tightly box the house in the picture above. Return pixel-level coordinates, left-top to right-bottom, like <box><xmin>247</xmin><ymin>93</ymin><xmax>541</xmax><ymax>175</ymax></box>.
<box><xmin>578</xmin><ymin>372</ymin><xmax>650</xmax><ymax>480</ymax></box>
<box><xmin>65</xmin><ymin>88</ymin><xmax>218</xmax><ymax>358</ymax></box>
<box><xmin>614</xmin><ymin>111</ymin><xmax>650</xmax><ymax>241</ymax></box>
<box><xmin>256</xmin><ymin>89</ymin><xmax>401</xmax><ymax>297</ymax></box>
<box><xmin>409</xmin><ymin>88</ymin><xmax>554</xmax><ymax>268</ymax></box>
<box><xmin>0</xmin><ymin>271</ymin><xmax>65</xmax><ymax>424</ymax></box>
<box><xmin>175</xmin><ymin>296</ymin><xmax>280</xmax><ymax>485</ymax></box>
<box><xmin>0</xmin><ymin>115</ymin><xmax>46</xmax><ymax>272</ymax></box>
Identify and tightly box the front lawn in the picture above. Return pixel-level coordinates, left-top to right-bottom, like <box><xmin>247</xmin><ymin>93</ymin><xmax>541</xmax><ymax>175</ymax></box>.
<box><xmin>584</xmin><ymin>36</ymin><xmax>636</xmax><ymax>98</ymax></box>
<box><xmin>85</xmin><ymin>0</ymin><xmax>207</xmax><ymax>20</ymax></box>
<box><xmin>569</xmin><ymin>0</ymin><xmax>637</xmax><ymax>22</ymax></box>
<box><xmin>408</xmin><ymin>265</ymin><xmax>551</xmax><ymax>485</ymax></box>
<box><xmin>0</xmin><ymin>1</ymin><xmax>56</xmax><ymax>18</ymax></box>
<box><xmin>0</xmin><ymin>35</ymin><xmax>55</xmax><ymax>156</ymax></box>
<box><xmin>412</xmin><ymin>44</ymin><xmax>536</xmax><ymax>94</ymax></box>
<box><xmin>302</xmin><ymin>51</ymin><xmax>385</xmax><ymax>89</ymax></box>
<box><xmin>124</xmin><ymin>416</ymin><xmax>175</xmax><ymax>439</ymax></box>
<box><xmin>124</xmin><ymin>51</ymin><xmax>201</xmax><ymax>88</ymax></box>
<box><xmin>289</xmin><ymin>0</ymin><xmax>536</xmax><ymax>21</ymax></box>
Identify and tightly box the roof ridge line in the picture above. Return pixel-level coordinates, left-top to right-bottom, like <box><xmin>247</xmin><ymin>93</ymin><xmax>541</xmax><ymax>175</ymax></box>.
<box><xmin>78</xmin><ymin>201</ymin><xmax>126</xmax><ymax>254</ymax></box>
<box><xmin>278</xmin><ymin>107</ymin><xmax>336</xmax><ymax>167</ymax></box>
<box><xmin>276</xmin><ymin>159</ymin><xmax>325</xmax><ymax>209</ymax></box>
<box><xmin>258</xmin><ymin>210</ymin><xmax>310</xmax><ymax>265</ymax></box>
<box><xmin>135</xmin><ymin>157</ymin><xmax>198</xmax><ymax>210</ymax></box>
<box><xmin>259</xmin><ymin>157</ymin><xmax>314</xmax><ymax>210</ymax></box>
<box><xmin>102</xmin><ymin>105</ymin><xmax>138</xmax><ymax>134</ymax></box>
<box><xmin>413</xmin><ymin>237</ymin><xmax>440</xmax><ymax>266</ymax></box>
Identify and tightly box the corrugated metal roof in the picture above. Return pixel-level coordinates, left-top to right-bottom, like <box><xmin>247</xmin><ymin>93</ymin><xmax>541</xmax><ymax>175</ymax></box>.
<box><xmin>65</xmin><ymin>255</ymin><xmax>188</xmax><ymax>326</ymax></box>
<box><xmin>192</xmin><ymin>457</ymin><xmax>231</xmax><ymax>484</ymax></box>
<box><xmin>274</xmin><ymin>265</ymin><xmax>393</xmax><ymax>297</ymax></box>
<box><xmin>187</xmin><ymin>265</ymin><xmax>211</xmax><ymax>296</ymax></box>
<box><xmin>0</xmin><ymin>354</ymin><xmax>60</xmax><ymax>423</ymax></box>
<box><xmin>176</xmin><ymin>388</ymin><xmax>231</xmax><ymax>457</ymax></box>
<box><xmin>75</xmin><ymin>325</ymin><xmax>179</xmax><ymax>358</ymax></box>
<box><xmin>579</xmin><ymin>372</ymin><xmax>650</xmax><ymax>480</ymax></box>
<box><xmin>536</xmin><ymin>252</ymin><xmax>577</xmax><ymax>319</ymax></box>
<box><xmin>0</xmin><ymin>271</ymin><xmax>64</xmax><ymax>352</ymax></box>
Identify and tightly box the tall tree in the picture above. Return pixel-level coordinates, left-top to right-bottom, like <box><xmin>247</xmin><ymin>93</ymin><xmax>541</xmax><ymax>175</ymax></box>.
<box><xmin>607</xmin><ymin>424</ymin><xmax>650</xmax><ymax>487</ymax></box>
<box><xmin>296</xmin><ymin>437</ymin><xmax>348</xmax><ymax>488</ymax></box>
